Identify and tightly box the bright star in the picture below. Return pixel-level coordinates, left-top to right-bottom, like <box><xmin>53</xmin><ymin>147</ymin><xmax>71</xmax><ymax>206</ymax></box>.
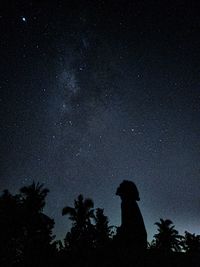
<box><xmin>22</xmin><ymin>17</ymin><xmax>27</xmax><ymax>22</ymax></box>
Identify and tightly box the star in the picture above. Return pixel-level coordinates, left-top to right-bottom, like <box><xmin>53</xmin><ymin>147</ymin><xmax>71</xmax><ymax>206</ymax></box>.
<box><xmin>21</xmin><ymin>17</ymin><xmax>27</xmax><ymax>22</ymax></box>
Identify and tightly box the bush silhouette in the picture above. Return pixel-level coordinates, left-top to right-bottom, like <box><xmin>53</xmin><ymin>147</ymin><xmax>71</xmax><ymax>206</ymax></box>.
<box><xmin>0</xmin><ymin>182</ymin><xmax>55</xmax><ymax>267</ymax></box>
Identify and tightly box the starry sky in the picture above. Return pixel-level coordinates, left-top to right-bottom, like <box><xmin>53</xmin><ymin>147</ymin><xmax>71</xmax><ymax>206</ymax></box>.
<box><xmin>1</xmin><ymin>1</ymin><xmax>200</xmax><ymax>241</ymax></box>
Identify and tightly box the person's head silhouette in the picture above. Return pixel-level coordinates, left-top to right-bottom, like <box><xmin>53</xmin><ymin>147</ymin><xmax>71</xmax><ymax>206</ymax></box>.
<box><xmin>116</xmin><ymin>180</ymin><xmax>140</xmax><ymax>201</ymax></box>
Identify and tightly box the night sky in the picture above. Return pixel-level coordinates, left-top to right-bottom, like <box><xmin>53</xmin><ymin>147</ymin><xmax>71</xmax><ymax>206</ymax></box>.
<box><xmin>1</xmin><ymin>1</ymin><xmax>200</xmax><ymax>241</ymax></box>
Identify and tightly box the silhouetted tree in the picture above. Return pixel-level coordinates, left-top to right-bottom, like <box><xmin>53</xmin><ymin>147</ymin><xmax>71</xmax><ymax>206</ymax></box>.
<box><xmin>62</xmin><ymin>194</ymin><xmax>94</xmax><ymax>258</ymax></box>
<box><xmin>20</xmin><ymin>182</ymin><xmax>49</xmax><ymax>213</ymax></box>
<box><xmin>93</xmin><ymin>208</ymin><xmax>111</xmax><ymax>248</ymax></box>
<box><xmin>154</xmin><ymin>219</ymin><xmax>182</xmax><ymax>253</ymax></box>
<box><xmin>181</xmin><ymin>231</ymin><xmax>200</xmax><ymax>253</ymax></box>
<box><xmin>20</xmin><ymin>182</ymin><xmax>55</xmax><ymax>266</ymax></box>
<box><xmin>62</xmin><ymin>194</ymin><xmax>94</xmax><ymax>229</ymax></box>
<box><xmin>0</xmin><ymin>190</ymin><xmax>22</xmax><ymax>266</ymax></box>
<box><xmin>0</xmin><ymin>182</ymin><xmax>55</xmax><ymax>267</ymax></box>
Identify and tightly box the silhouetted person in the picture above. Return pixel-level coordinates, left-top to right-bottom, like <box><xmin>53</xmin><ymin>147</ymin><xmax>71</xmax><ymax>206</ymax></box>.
<box><xmin>115</xmin><ymin>180</ymin><xmax>147</xmax><ymax>266</ymax></box>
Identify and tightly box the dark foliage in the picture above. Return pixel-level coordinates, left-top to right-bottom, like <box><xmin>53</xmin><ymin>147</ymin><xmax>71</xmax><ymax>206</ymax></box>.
<box><xmin>0</xmin><ymin>190</ymin><xmax>22</xmax><ymax>266</ymax></box>
<box><xmin>153</xmin><ymin>218</ymin><xmax>182</xmax><ymax>253</ymax></box>
<box><xmin>0</xmin><ymin>180</ymin><xmax>199</xmax><ymax>267</ymax></box>
<box><xmin>0</xmin><ymin>182</ymin><xmax>55</xmax><ymax>267</ymax></box>
<box><xmin>93</xmin><ymin>208</ymin><xmax>112</xmax><ymax>248</ymax></box>
<box><xmin>181</xmin><ymin>231</ymin><xmax>200</xmax><ymax>253</ymax></box>
<box><xmin>62</xmin><ymin>194</ymin><xmax>94</xmax><ymax>252</ymax></box>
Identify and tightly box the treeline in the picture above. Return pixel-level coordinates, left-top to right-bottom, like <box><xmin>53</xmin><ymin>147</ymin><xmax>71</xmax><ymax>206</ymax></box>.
<box><xmin>0</xmin><ymin>182</ymin><xmax>199</xmax><ymax>267</ymax></box>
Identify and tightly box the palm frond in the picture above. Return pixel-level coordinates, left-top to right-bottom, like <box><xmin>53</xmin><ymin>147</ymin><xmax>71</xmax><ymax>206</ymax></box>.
<box><xmin>62</xmin><ymin>206</ymin><xmax>76</xmax><ymax>217</ymax></box>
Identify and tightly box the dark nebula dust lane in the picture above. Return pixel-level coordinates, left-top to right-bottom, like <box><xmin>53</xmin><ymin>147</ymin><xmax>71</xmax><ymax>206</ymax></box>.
<box><xmin>0</xmin><ymin>1</ymin><xmax>200</xmax><ymax>241</ymax></box>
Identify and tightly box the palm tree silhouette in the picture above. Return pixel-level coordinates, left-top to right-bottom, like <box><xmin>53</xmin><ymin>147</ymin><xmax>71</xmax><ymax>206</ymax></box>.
<box><xmin>62</xmin><ymin>194</ymin><xmax>94</xmax><ymax>253</ymax></box>
<box><xmin>20</xmin><ymin>182</ymin><xmax>55</xmax><ymax>266</ymax></box>
<box><xmin>20</xmin><ymin>181</ymin><xmax>49</xmax><ymax>213</ymax></box>
<box><xmin>154</xmin><ymin>218</ymin><xmax>182</xmax><ymax>252</ymax></box>
<box><xmin>0</xmin><ymin>182</ymin><xmax>55</xmax><ymax>266</ymax></box>
<box><xmin>62</xmin><ymin>194</ymin><xmax>94</xmax><ymax>229</ymax></box>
